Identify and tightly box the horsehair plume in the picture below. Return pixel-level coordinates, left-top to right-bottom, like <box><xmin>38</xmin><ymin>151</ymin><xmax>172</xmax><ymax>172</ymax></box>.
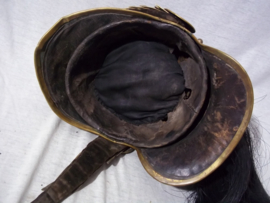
<box><xmin>187</xmin><ymin>120</ymin><xmax>270</xmax><ymax>203</ymax></box>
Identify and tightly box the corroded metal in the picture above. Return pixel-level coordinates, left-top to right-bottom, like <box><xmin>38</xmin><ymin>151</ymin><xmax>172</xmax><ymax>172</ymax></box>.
<box><xmin>33</xmin><ymin>6</ymin><xmax>253</xmax><ymax>203</ymax></box>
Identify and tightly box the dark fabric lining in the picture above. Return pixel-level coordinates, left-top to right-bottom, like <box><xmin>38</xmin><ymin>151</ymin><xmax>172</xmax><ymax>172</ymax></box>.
<box><xmin>94</xmin><ymin>41</ymin><xmax>185</xmax><ymax>125</ymax></box>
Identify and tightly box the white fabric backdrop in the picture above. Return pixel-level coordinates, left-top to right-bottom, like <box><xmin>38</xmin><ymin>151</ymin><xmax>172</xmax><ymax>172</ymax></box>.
<box><xmin>0</xmin><ymin>0</ymin><xmax>270</xmax><ymax>202</ymax></box>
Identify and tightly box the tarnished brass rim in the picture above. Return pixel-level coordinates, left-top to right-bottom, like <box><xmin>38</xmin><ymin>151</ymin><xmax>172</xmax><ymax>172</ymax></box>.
<box><xmin>34</xmin><ymin>7</ymin><xmax>194</xmax><ymax>147</ymax></box>
<box><xmin>34</xmin><ymin>7</ymin><xmax>253</xmax><ymax>186</ymax></box>
<box><xmin>137</xmin><ymin>45</ymin><xmax>254</xmax><ymax>186</ymax></box>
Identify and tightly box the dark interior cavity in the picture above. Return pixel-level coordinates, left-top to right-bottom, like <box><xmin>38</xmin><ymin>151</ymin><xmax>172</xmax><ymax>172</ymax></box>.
<box><xmin>94</xmin><ymin>41</ymin><xmax>186</xmax><ymax>125</ymax></box>
<box><xmin>65</xmin><ymin>19</ymin><xmax>207</xmax><ymax>147</ymax></box>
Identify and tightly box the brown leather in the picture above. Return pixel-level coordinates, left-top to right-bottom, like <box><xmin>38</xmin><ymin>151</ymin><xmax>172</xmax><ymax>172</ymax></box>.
<box><xmin>128</xmin><ymin>6</ymin><xmax>195</xmax><ymax>33</ymax></box>
<box><xmin>139</xmin><ymin>50</ymin><xmax>246</xmax><ymax>179</ymax></box>
<box><xmin>31</xmin><ymin>137</ymin><xmax>128</xmax><ymax>203</ymax></box>
<box><xmin>65</xmin><ymin>18</ymin><xmax>207</xmax><ymax>148</ymax></box>
<box><xmin>38</xmin><ymin>8</ymin><xmax>248</xmax><ymax>178</ymax></box>
<box><xmin>42</xmin><ymin>13</ymin><xmax>138</xmax><ymax>125</ymax></box>
<box><xmin>34</xmin><ymin>7</ymin><xmax>251</xmax><ymax>203</ymax></box>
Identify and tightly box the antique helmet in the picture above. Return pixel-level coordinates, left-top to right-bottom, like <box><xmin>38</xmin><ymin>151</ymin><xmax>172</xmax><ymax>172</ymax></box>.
<box><xmin>33</xmin><ymin>6</ymin><xmax>256</xmax><ymax>203</ymax></box>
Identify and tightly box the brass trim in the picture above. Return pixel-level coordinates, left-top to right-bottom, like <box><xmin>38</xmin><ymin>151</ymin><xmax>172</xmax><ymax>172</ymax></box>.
<box><xmin>35</xmin><ymin>46</ymin><xmax>133</xmax><ymax>147</ymax></box>
<box><xmin>163</xmin><ymin>8</ymin><xmax>195</xmax><ymax>33</ymax></box>
<box><xmin>137</xmin><ymin>45</ymin><xmax>254</xmax><ymax>186</ymax></box>
<box><xmin>34</xmin><ymin>7</ymin><xmax>194</xmax><ymax>147</ymax></box>
<box><xmin>36</xmin><ymin>7</ymin><xmax>192</xmax><ymax>49</ymax></box>
<box><xmin>34</xmin><ymin>7</ymin><xmax>253</xmax><ymax>186</ymax></box>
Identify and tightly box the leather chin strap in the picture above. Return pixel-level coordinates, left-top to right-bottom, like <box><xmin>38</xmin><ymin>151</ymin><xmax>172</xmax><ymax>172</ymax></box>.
<box><xmin>32</xmin><ymin>41</ymin><xmax>185</xmax><ymax>203</ymax></box>
<box><xmin>31</xmin><ymin>138</ymin><xmax>131</xmax><ymax>203</ymax></box>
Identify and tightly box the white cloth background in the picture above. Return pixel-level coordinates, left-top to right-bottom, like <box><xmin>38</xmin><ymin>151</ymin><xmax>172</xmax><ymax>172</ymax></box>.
<box><xmin>0</xmin><ymin>1</ymin><xmax>270</xmax><ymax>202</ymax></box>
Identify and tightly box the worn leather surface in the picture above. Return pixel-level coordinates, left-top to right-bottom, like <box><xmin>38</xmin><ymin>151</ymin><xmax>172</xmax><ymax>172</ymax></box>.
<box><xmin>32</xmin><ymin>137</ymin><xmax>128</xmax><ymax>203</ymax></box>
<box><xmin>139</xmin><ymin>50</ymin><xmax>247</xmax><ymax>179</ymax></box>
<box><xmin>128</xmin><ymin>6</ymin><xmax>195</xmax><ymax>33</ymax></box>
<box><xmin>2</xmin><ymin>2</ymin><xmax>270</xmax><ymax>203</ymax></box>
<box><xmin>64</xmin><ymin>17</ymin><xmax>207</xmax><ymax>148</ymax></box>
<box><xmin>38</xmin><ymin>7</ymin><xmax>249</xmax><ymax>185</ymax></box>
<box><xmin>42</xmin><ymin>13</ymin><xmax>136</xmax><ymax>125</ymax></box>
